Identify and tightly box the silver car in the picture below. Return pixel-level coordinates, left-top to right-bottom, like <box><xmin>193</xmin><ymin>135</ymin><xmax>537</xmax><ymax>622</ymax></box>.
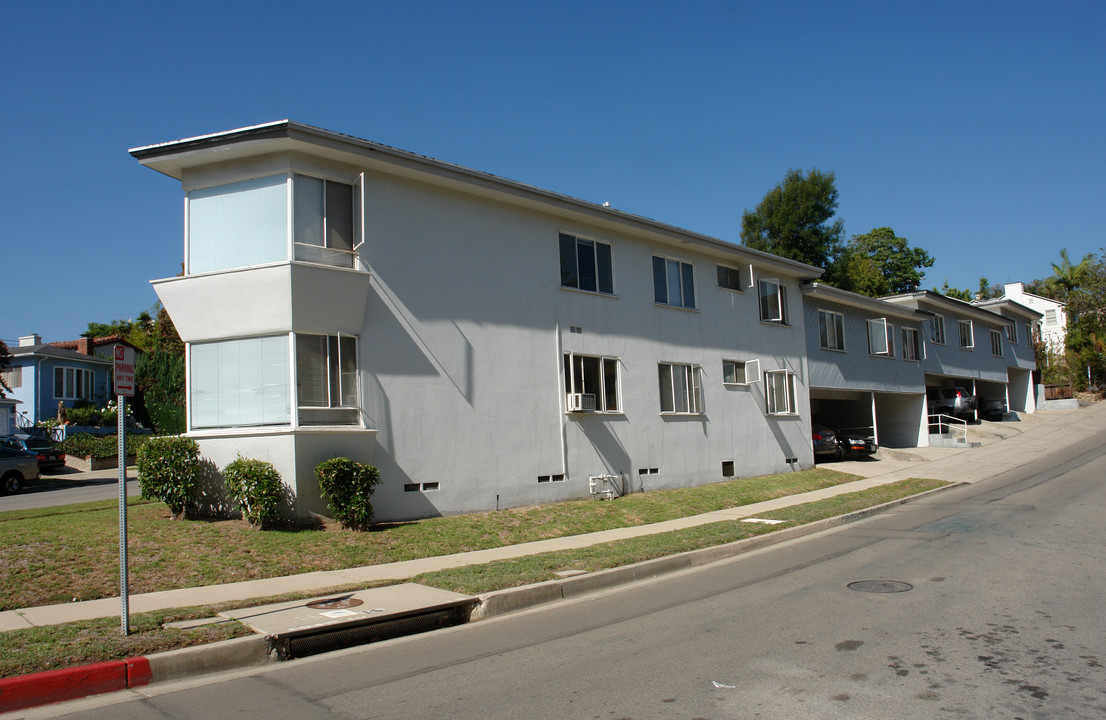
<box><xmin>0</xmin><ymin>441</ymin><xmax>39</xmax><ymax>494</ymax></box>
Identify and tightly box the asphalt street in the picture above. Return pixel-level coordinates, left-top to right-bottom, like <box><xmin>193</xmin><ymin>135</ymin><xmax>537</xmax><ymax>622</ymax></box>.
<box><xmin>30</xmin><ymin>421</ymin><xmax>1106</xmax><ymax>719</ymax></box>
<box><xmin>0</xmin><ymin>470</ymin><xmax>140</xmax><ymax>511</ymax></box>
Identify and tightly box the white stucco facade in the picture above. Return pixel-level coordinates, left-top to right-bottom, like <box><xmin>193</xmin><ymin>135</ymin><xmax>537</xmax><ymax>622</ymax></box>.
<box><xmin>132</xmin><ymin>122</ymin><xmax>823</xmax><ymax>521</ymax></box>
<box><xmin>1002</xmin><ymin>282</ymin><xmax>1065</xmax><ymax>354</ymax></box>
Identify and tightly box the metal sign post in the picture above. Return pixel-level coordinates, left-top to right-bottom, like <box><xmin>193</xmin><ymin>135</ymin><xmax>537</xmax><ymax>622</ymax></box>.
<box><xmin>114</xmin><ymin>346</ymin><xmax>135</xmax><ymax>636</ymax></box>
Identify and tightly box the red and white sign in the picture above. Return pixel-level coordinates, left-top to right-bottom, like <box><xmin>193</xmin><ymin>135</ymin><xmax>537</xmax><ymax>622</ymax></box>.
<box><xmin>114</xmin><ymin>346</ymin><xmax>135</xmax><ymax>397</ymax></box>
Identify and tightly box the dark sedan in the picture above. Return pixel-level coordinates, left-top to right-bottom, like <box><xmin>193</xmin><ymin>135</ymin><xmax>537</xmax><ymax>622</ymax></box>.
<box><xmin>835</xmin><ymin>430</ymin><xmax>878</xmax><ymax>459</ymax></box>
<box><xmin>0</xmin><ymin>435</ymin><xmax>66</xmax><ymax>470</ymax></box>
<box><xmin>812</xmin><ymin>425</ymin><xmax>838</xmax><ymax>462</ymax></box>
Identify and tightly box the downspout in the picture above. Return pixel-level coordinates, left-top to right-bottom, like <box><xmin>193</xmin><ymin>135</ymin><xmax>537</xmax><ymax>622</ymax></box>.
<box><xmin>556</xmin><ymin>321</ymin><xmax>568</xmax><ymax>478</ymax></box>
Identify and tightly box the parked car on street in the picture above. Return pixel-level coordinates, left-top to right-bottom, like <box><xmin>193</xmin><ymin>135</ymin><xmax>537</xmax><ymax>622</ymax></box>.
<box><xmin>927</xmin><ymin>386</ymin><xmax>978</xmax><ymax>419</ymax></box>
<box><xmin>812</xmin><ymin>425</ymin><xmax>838</xmax><ymax>463</ymax></box>
<box><xmin>0</xmin><ymin>435</ymin><xmax>66</xmax><ymax>470</ymax></box>
<box><xmin>0</xmin><ymin>443</ymin><xmax>39</xmax><ymax>494</ymax></box>
<box><xmin>834</xmin><ymin>429</ymin><xmax>878</xmax><ymax>459</ymax></box>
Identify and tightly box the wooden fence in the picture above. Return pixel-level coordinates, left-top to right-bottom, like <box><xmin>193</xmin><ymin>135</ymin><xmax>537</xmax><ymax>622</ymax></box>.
<box><xmin>1044</xmin><ymin>382</ymin><xmax>1074</xmax><ymax>400</ymax></box>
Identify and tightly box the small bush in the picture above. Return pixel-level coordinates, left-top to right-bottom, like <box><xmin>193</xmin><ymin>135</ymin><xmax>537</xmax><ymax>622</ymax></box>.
<box><xmin>65</xmin><ymin>405</ymin><xmax>104</xmax><ymax>426</ymax></box>
<box><xmin>136</xmin><ymin>436</ymin><xmax>200</xmax><ymax>518</ymax></box>
<box><xmin>59</xmin><ymin>433</ymin><xmax>148</xmax><ymax>460</ymax></box>
<box><xmin>223</xmin><ymin>455</ymin><xmax>284</xmax><ymax>529</ymax></box>
<box><xmin>315</xmin><ymin>457</ymin><xmax>381</xmax><ymax>530</ymax></box>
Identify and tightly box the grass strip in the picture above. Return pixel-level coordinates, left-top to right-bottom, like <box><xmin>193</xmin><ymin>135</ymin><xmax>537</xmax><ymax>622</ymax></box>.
<box><xmin>0</xmin><ymin>469</ymin><xmax>857</xmax><ymax>611</ymax></box>
<box><xmin>0</xmin><ymin>477</ymin><xmax>947</xmax><ymax>677</ymax></box>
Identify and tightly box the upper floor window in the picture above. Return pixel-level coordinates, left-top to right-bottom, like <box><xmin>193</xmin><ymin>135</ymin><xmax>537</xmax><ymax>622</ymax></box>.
<box><xmin>723</xmin><ymin>358</ymin><xmax>760</xmax><ymax>385</ymax></box>
<box><xmin>54</xmin><ymin>367</ymin><xmax>93</xmax><ymax>401</ymax></box>
<box><xmin>866</xmin><ymin>318</ymin><xmax>894</xmax><ymax>357</ymax></box>
<box><xmin>297</xmin><ymin>334</ymin><xmax>360</xmax><ymax>426</ymax></box>
<box><xmin>1</xmin><ymin>366</ymin><xmax>21</xmax><ymax>389</ymax></box>
<box><xmin>902</xmin><ymin>327</ymin><xmax>922</xmax><ymax>361</ymax></box>
<box><xmin>716</xmin><ymin>265</ymin><xmax>743</xmax><ymax>291</ymax></box>
<box><xmin>990</xmin><ymin>329</ymin><xmax>1003</xmax><ymax>357</ymax></box>
<box><xmin>658</xmin><ymin>362</ymin><xmax>702</xmax><ymax>414</ymax></box>
<box><xmin>187</xmin><ymin>174</ymin><xmax>358</xmax><ymax>276</ymax></box>
<box><xmin>293</xmin><ymin>175</ymin><xmax>357</xmax><ymax>268</ymax></box>
<box><xmin>758</xmin><ymin>279</ymin><xmax>788</xmax><ymax>324</ymax></box>
<box><xmin>931</xmin><ymin>314</ymin><xmax>946</xmax><ymax>344</ymax></box>
<box><xmin>560</xmin><ymin>233</ymin><xmax>613</xmax><ymax>295</ymax></box>
<box><xmin>1044</xmin><ymin>308</ymin><xmax>1058</xmax><ymax>326</ymax></box>
<box><xmin>958</xmin><ymin>319</ymin><xmax>974</xmax><ymax>349</ymax></box>
<box><xmin>564</xmin><ymin>353</ymin><xmax>620</xmax><ymax>412</ymax></box>
<box><xmin>818</xmin><ymin>310</ymin><xmax>845</xmax><ymax>351</ymax></box>
<box><xmin>1005</xmin><ymin>322</ymin><xmax>1018</xmax><ymax>343</ymax></box>
<box><xmin>765</xmin><ymin>369</ymin><xmax>798</xmax><ymax>415</ymax></box>
<box><xmin>653</xmin><ymin>256</ymin><xmax>696</xmax><ymax>309</ymax></box>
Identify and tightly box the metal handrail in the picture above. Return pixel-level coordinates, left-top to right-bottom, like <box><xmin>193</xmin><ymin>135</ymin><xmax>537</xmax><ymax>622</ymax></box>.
<box><xmin>928</xmin><ymin>413</ymin><xmax>968</xmax><ymax>443</ymax></box>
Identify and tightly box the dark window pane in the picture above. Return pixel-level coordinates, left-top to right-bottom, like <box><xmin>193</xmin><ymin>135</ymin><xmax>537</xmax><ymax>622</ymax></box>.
<box><xmin>294</xmin><ymin>175</ymin><xmax>324</xmax><ymax>247</ymax></box>
<box><xmin>603</xmin><ymin>358</ymin><xmax>618</xmax><ymax>411</ymax></box>
<box><xmin>653</xmin><ymin>256</ymin><xmax>668</xmax><ymax>304</ymax></box>
<box><xmin>559</xmin><ymin>233</ymin><xmax>578</xmax><ymax>289</ymax></box>
<box><xmin>326</xmin><ymin>181</ymin><xmax>354</xmax><ymax>252</ymax></box>
<box><xmin>596</xmin><ymin>242</ymin><xmax>613</xmax><ymax>294</ymax></box>
<box><xmin>658</xmin><ymin>364</ymin><xmax>673</xmax><ymax>412</ymax></box>
<box><xmin>577</xmin><ymin>240</ymin><xmax>597</xmax><ymax>292</ymax></box>
<box><xmin>681</xmin><ymin>262</ymin><xmax>695</xmax><ymax>308</ymax></box>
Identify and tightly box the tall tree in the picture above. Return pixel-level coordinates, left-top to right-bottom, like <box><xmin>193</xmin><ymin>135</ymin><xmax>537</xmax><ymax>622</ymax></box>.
<box><xmin>1063</xmin><ymin>250</ymin><xmax>1106</xmax><ymax>387</ymax></box>
<box><xmin>134</xmin><ymin>307</ymin><xmax>185</xmax><ymax>434</ymax></box>
<box><xmin>741</xmin><ymin>168</ymin><xmax>844</xmax><ymax>269</ymax></box>
<box><xmin>1049</xmin><ymin>248</ymin><xmax>1094</xmax><ymax>300</ymax></box>
<box><xmin>832</xmin><ymin>227</ymin><xmax>934</xmax><ymax>296</ymax></box>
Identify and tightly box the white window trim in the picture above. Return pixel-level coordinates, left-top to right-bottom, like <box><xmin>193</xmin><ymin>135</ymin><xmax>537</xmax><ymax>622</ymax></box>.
<box><xmin>990</xmin><ymin>329</ymin><xmax>1003</xmax><ymax>357</ymax></box>
<box><xmin>560</xmin><ymin>232</ymin><xmax>615</xmax><ymax>296</ymax></box>
<box><xmin>901</xmin><ymin>327</ymin><xmax>924</xmax><ymax>362</ymax></box>
<box><xmin>758</xmin><ymin>278</ymin><xmax>788</xmax><ymax>324</ymax></box>
<box><xmin>931</xmin><ymin>314</ymin><xmax>946</xmax><ymax>345</ymax></box>
<box><xmin>866</xmin><ymin>317</ymin><xmax>892</xmax><ymax>356</ymax></box>
<box><xmin>1005</xmin><ymin>322</ymin><xmax>1018</xmax><ymax>343</ymax></box>
<box><xmin>764</xmin><ymin>369</ymin><xmax>799</xmax><ymax>416</ymax></box>
<box><xmin>658</xmin><ymin>362</ymin><xmax>704</xmax><ymax>415</ymax></box>
<box><xmin>53</xmin><ymin>366</ymin><xmax>95</xmax><ymax>401</ymax></box>
<box><xmin>653</xmin><ymin>255</ymin><xmax>697</xmax><ymax>310</ymax></box>
<box><xmin>723</xmin><ymin>358</ymin><xmax>761</xmax><ymax>386</ymax></box>
<box><xmin>563</xmin><ymin>352</ymin><xmax>622</xmax><ymax>413</ymax></box>
<box><xmin>818</xmin><ymin>309</ymin><xmax>846</xmax><ymax>351</ymax></box>
<box><xmin>716</xmin><ymin>264</ymin><xmax>744</xmax><ymax>292</ymax></box>
<box><xmin>958</xmin><ymin>319</ymin><xmax>975</xmax><ymax>349</ymax></box>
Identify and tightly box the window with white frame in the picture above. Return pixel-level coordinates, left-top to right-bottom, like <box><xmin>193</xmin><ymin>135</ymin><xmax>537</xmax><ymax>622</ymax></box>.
<box><xmin>297</xmin><ymin>334</ymin><xmax>360</xmax><ymax>426</ymax></box>
<box><xmin>563</xmin><ymin>353</ymin><xmax>620</xmax><ymax>412</ymax></box>
<box><xmin>1005</xmin><ymin>322</ymin><xmax>1017</xmax><ymax>343</ymax></box>
<box><xmin>716</xmin><ymin>265</ymin><xmax>743</xmax><ymax>291</ymax></box>
<box><xmin>1</xmin><ymin>366</ymin><xmax>21</xmax><ymax>389</ymax></box>
<box><xmin>866</xmin><ymin>318</ymin><xmax>894</xmax><ymax>356</ymax></box>
<box><xmin>764</xmin><ymin>369</ymin><xmax>798</xmax><ymax>415</ymax></box>
<box><xmin>723</xmin><ymin>358</ymin><xmax>760</xmax><ymax>385</ymax></box>
<box><xmin>658</xmin><ymin>362</ymin><xmax>703</xmax><ymax>414</ymax></box>
<box><xmin>758</xmin><ymin>279</ymin><xmax>788</xmax><ymax>324</ymax></box>
<box><xmin>990</xmin><ymin>329</ymin><xmax>1003</xmax><ymax>357</ymax></box>
<box><xmin>53</xmin><ymin>366</ymin><xmax>94</xmax><ymax>401</ymax></box>
<box><xmin>958</xmin><ymin>319</ymin><xmax>974</xmax><ymax>348</ymax></box>
<box><xmin>653</xmin><ymin>256</ymin><xmax>696</xmax><ymax>309</ymax></box>
<box><xmin>188</xmin><ymin>175</ymin><xmax>288</xmax><ymax>274</ymax></box>
<box><xmin>1044</xmin><ymin>308</ymin><xmax>1057</xmax><ymax>326</ymax></box>
<box><xmin>293</xmin><ymin>175</ymin><xmax>357</xmax><ymax>268</ymax></box>
<box><xmin>190</xmin><ymin>336</ymin><xmax>291</xmax><ymax>428</ymax></box>
<box><xmin>931</xmin><ymin>314</ymin><xmax>946</xmax><ymax>344</ymax></box>
<box><xmin>818</xmin><ymin>310</ymin><xmax>846</xmax><ymax>351</ymax></box>
<box><xmin>902</xmin><ymin>327</ymin><xmax>922</xmax><ymax>361</ymax></box>
<box><xmin>560</xmin><ymin>233</ymin><xmax>614</xmax><ymax>295</ymax></box>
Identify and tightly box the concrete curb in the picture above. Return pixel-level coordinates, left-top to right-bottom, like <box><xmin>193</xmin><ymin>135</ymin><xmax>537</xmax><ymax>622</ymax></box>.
<box><xmin>0</xmin><ymin>481</ymin><xmax>961</xmax><ymax>713</ymax></box>
<box><xmin>470</xmin><ymin>481</ymin><xmax>963</xmax><ymax>621</ymax></box>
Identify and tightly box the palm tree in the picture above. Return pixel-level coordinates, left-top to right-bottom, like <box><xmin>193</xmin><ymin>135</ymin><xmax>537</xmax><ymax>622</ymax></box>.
<box><xmin>1050</xmin><ymin>248</ymin><xmax>1094</xmax><ymax>299</ymax></box>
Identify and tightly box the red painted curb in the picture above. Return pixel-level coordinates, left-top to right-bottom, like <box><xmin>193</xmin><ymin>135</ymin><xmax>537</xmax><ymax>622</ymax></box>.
<box><xmin>0</xmin><ymin>656</ymin><xmax>152</xmax><ymax>713</ymax></box>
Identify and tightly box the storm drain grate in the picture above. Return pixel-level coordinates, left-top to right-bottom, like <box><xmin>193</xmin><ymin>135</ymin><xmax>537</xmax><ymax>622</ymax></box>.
<box><xmin>847</xmin><ymin>580</ymin><xmax>913</xmax><ymax>594</ymax></box>
<box><xmin>274</xmin><ymin>607</ymin><xmax>463</xmax><ymax>660</ymax></box>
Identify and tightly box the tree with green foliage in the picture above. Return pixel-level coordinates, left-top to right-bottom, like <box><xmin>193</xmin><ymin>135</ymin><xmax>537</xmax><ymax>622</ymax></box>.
<box><xmin>741</xmin><ymin>168</ymin><xmax>844</xmax><ymax>269</ymax></box>
<box><xmin>1048</xmin><ymin>248</ymin><xmax>1095</xmax><ymax>301</ymax></box>
<box><xmin>832</xmin><ymin>227</ymin><xmax>934</xmax><ymax>296</ymax></box>
<box><xmin>1063</xmin><ymin>250</ymin><xmax>1106</xmax><ymax>388</ymax></box>
<box><xmin>135</xmin><ymin>307</ymin><xmax>185</xmax><ymax>434</ymax></box>
<box><xmin>934</xmin><ymin>279</ymin><xmax>973</xmax><ymax>302</ymax></box>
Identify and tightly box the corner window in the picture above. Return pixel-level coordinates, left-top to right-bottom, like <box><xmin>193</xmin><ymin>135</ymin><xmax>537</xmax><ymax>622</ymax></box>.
<box><xmin>866</xmin><ymin>318</ymin><xmax>894</xmax><ymax>356</ymax></box>
<box><xmin>990</xmin><ymin>329</ymin><xmax>1003</xmax><ymax>357</ymax></box>
<box><xmin>758</xmin><ymin>279</ymin><xmax>788</xmax><ymax>324</ymax></box>
<box><xmin>188</xmin><ymin>175</ymin><xmax>288</xmax><ymax>274</ymax></box>
<box><xmin>653</xmin><ymin>256</ymin><xmax>696</xmax><ymax>309</ymax></box>
<box><xmin>958</xmin><ymin>319</ymin><xmax>974</xmax><ymax>349</ymax></box>
<box><xmin>902</xmin><ymin>327</ymin><xmax>922</xmax><ymax>361</ymax></box>
<box><xmin>818</xmin><ymin>310</ymin><xmax>846</xmax><ymax>351</ymax></box>
<box><xmin>560</xmin><ymin>233</ymin><xmax>614</xmax><ymax>295</ymax></box>
<box><xmin>53</xmin><ymin>367</ymin><xmax>94</xmax><ymax>401</ymax></box>
<box><xmin>765</xmin><ymin>369</ymin><xmax>798</xmax><ymax>415</ymax></box>
<box><xmin>191</xmin><ymin>336</ymin><xmax>291</xmax><ymax>429</ymax></box>
<box><xmin>293</xmin><ymin>175</ymin><xmax>357</xmax><ymax>268</ymax></box>
<box><xmin>658</xmin><ymin>362</ymin><xmax>703</xmax><ymax>414</ymax></box>
<box><xmin>564</xmin><ymin>353</ymin><xmax>620</xmax><ymax>412</ymax></box>
<box><xmin>297</xmin><ymin>334</ymin><xmax>360</xmax><ymax>426</ymax></box>
<box><xmin>931</xmin><ymin>315</ymin><xmax>946</xmax><ymax>345</ymax></box>
<box><xmin>716</xmin><ymin>265</ymin><xmax>743</xmax><ymax>291</ymax></box>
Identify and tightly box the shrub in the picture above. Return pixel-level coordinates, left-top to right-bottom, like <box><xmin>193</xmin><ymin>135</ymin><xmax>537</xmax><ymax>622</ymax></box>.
<box><xmin>136</xmin><ymin>436</ymin><xmax>200</xmax><ymax>519</ymax></box>
<box><xmin>223</xmin><ymin>455</ymin><xmax>284</xmax><ymax>529</ymax></box>
<box><xmin>66</xmin><ymin>405</ymin><xmax>104</xmax><ymax>426</ymax></box>
<box><xmin>59</xmin><ymin>433</ymin><xmax>149</xmax><ymax>460</ymax></box>
<box><xmin>314</xmin><ymin>457</ymin><xmax>381</xmax><ymax>530</ymax></box>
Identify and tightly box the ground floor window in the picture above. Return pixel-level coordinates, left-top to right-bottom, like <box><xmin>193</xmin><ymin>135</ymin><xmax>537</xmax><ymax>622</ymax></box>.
<box><xmin>564</xmin><ymin>353</ymin><xmax>619</xmax><ymax>412</ymax></box>
<box><xmin>191</xmin><ymin>336</ymin><xmax>291</xmax><ymax>429</ymax></box>
<box><xmin>659</xmin><ymin>362</ymin><xmax>703</xmax><ymax>414</ymax></box>
<box><xmin>297</xmin><ymin>334</ymin><xmax>360</xmax><ymax>425</ymax></box>
<box><xmin>54</xmin><ymin>366</ymin><xmax>94</xmax><ymax>401</ymax></box>
<box><xmin>765</xmin><ymin>369</ymin><xmax>798</xmax><ymax>415</ymax></box>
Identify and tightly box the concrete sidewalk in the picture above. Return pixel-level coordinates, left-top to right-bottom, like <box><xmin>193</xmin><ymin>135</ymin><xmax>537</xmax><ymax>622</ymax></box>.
<box><xmin>1</xmin><ymin>402</ymin><xmax>1100</xmax><ymax>634</ymax></box>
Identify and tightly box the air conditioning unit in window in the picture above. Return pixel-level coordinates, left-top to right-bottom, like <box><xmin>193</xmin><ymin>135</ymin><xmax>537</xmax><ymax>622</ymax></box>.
<box><xmin>566</xmin><ymin>393</ymin><xmax>597</xmax><ymax>412</ymax></box>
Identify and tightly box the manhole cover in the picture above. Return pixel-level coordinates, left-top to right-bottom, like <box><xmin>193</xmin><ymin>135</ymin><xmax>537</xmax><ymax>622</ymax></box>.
<box><xmin>306</xmin><ymin>596</ymin><xmax>365</xmax><ymax>610</ymax></box>
<box><xmin>847</xmin><ymin>580</ymin><xmax>913</xmax><ymax>594</ymax></box>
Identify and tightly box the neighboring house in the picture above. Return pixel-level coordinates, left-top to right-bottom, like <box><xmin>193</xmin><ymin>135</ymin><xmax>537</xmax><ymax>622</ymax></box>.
<box><xmin>0</xmin><ymin>398</ymin><xmax>18</xmax><ymax>435</ymax></box>
<box><xmin>6</xmin><ymin>335</ymin><xmax>114</xmax><ymax>426</ymax></box>
<box><xmin>971</xmin><ymin>296</ymin><xmax>1042</xmax><ymax>415</ymax></box>
<box><xmin>881</xmin><ymin>291</ymin><xmax>1025</xmax><ymax>416</ymax></box>
<box><xmin>1001</xmin><ymin>282</ymin><xmax>1065</xmax><ymax>354</ymax></box>
<box><xmin>131</xmin><ymin>120</ymin><xmax>824</xmax><ymax>522</ymax></box>
<box><xmin>50</xmin><ymin>336</ymin><xmax>141</xmax><ymax>396</ymax></box>
<box><xmin>801</xmin><ymin>283</ymin><xmax>929</xmax><ymax>448</ymax></box>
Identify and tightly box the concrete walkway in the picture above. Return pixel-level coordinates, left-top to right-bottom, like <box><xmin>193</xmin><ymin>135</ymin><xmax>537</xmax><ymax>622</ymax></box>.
<box><xmin>2</xmin><ymin>402</ymin><xmax>1101</xmax><ymax>633</ymax></box>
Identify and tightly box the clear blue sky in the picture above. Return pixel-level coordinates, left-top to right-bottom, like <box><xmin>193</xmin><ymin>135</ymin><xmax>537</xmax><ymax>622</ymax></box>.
<box><xmin>2</xmin><ymin>0</ymin><xmax>1103</xmax><ymax>344</ymax></box>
